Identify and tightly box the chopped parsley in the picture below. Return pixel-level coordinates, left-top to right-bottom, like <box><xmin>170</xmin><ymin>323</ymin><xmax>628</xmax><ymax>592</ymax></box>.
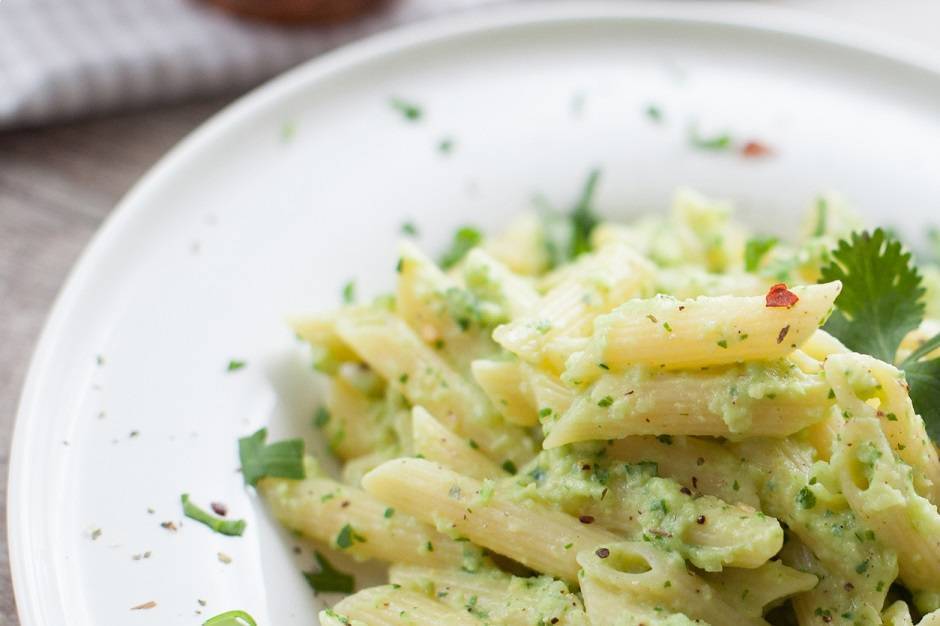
<box><xmin>389</xmin><ymin>97</ymin><xmax>422</xmax><ymax>121</ymax></box>
<box><xmin>744</xmin><ymin>236</ymin><xmax>779</xmax><ymax>272</ymax></box>
<box><xmin>540</xmin><ymin>169</ymin><xmax>602</xmax><ymax>269</ymax></box>
<box><xmin>336</xmin><ymin>523</ymin><xmax>366</xmax><ymax>549</ymax></box>
<box><xmin>313</xmin><ymin>406</ymin><xmax>330</xmax><ymax>429</ymax></box>
<box><xmin>820</xmin><ymin>229</ymin><xmax>940</xmax><ymax>440</ymax></box>
<box><xmin>181</xmin><ymin>494</ymin><xmax>246</xmax><ymax>537</ymax></box>
<box><xmin>303</xmin><ymin>551</ymin><xmax>355</xmax><ymax>594</ymax></box>
<box><xmin>501</xmin><ymin>460</ymin><xmax>518</xmax><ymax>475</ymax></box>
<box><xmin>796</xmin><ymin>486</ymin><xmax>816</xmax><ymax>510</ymax></box>
<box><xmin>689</xmin><ymin>126</ymin><xmax>733</xmax><ymax>151</ymax></box>
<box><xmin>440</xmin><ymin>226</ymin><xmax>483</xmax><ymax>269</ymax></box>
<box><xmin>226</xmin><ymin>360</ymin><xmax>246</xmax><ymax>372</ymax></box>
<box><xmin>384</xmin><ymin>507</ymin><xmax>395</xmax><ymax>518</ymax></box>
<box><xmin>341</xmin><ymin>280</ymin><xmax>356</xmax><ymax>305</ymax></box>
<box><xmin>400</xmin><ymin>221</ymin><xmax>419</xmax><ymax>237</ymax></box>
<box><xmin>597</xmin><ymin>395</ymin><xmax>614</xmax><ymax>407</ymax></box>
<box><xmin>645</xmin><ymin>104</ymin><xmax>663</xmax><ymax>123</ymax></box>
<box><xmin>438</xmin><ymin>137</ymin><xmax>455</xmax><ymax>154</ymax></box>
<box><xmin>203</xmin><ymin>610</ymin><xmax>258</xmax><ymax>626</ymax></box>
<box><xmin>238</xmin><ymin>428</ymin><xmax>305</xmax><ymax>486</ymax></box>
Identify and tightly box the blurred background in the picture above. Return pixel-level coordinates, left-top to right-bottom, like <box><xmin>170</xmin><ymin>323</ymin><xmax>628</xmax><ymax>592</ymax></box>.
<box><xmin>0</xmin><ymin>0</ymin><xmax>938</xmax><ymax>622</ymax></box>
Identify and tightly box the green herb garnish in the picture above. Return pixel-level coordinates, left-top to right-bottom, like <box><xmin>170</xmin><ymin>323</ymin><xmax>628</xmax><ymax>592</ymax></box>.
<box><xmin>226</xmin><ymin>360</ymin><xmax>246</xmax><ymax>372</ymax></box>
<box><xmin>303</xmin><ymin>551</ymin><xmax>355</xmax><ymax>594</ymax></box>
<box><xmin>440</xmin><ymin>226</ymin><xmax>483</xmax><ymax>269</ymax></box>
<box><xmin>541</xmin><ymin>169</ymin><xmax>602</xmax><ymax>269</ymax></box>
<box><xmin>744</xmin><ymin>236</ymin><xmax>779</xmax><ymax>272</ymax></box>
<box><xmin>336</xmin><ymin>523</ymin><xmax>366</xmax><ymax>549</ymax></box>
<box><xmin>401</xmin><ymin>222</ymin><xmax>419</xmax><ymax>237</ymax></box>
<box><xmin>203</xmin><ymin>610</ymin><xmax>257</xmax><ymax>626</ymax></box>
<box><xmin>796</xmin><ymin>486</ymin><xmax>816</xmax><ymax>510</ymax></box>
<box><xmin>390</xmin><ymin>98</ymin><xmax>422</xmax><ymax>121</ymax></box>
<box><xmin>341</xmin><ymin>280</ymin><xmax>356</xmax><ymax>305</ymax></box>
<box><xmin>645</xmin><ymin>104</ymin><xmax>663</xmax><ymax>123</ymax></box>
<box><xmin>238</xmin><ymin>428</ymin><xmax>305</xmax><ymax>486</ymax></box>
<box><xmin>181</xmin><ymin>494</ymin><xmax>246</xmax><ymax>536</ymax></box>
<box><xmin>689</xmin><ymin>126</ymin><xmax>733</xmax><ymax>151</ymax></box>
<box><xmin>820</xmin><ymin>229</ymin><xmax>940</xmax><ymax>440</ymax></box>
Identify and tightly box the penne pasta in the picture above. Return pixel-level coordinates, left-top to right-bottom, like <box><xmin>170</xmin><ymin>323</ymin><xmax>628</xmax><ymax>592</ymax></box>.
<box><xmin>362</xmin><ymin>458</ymin><xmax>618</xmax><ymax>583</ymax></box>
<box><xmin>544</xmin><ymin>359</ymin><xmax>833</xmax><ymax>447</ymax></box>
<box><xmin>335</xmin><ymin>307</ymin><xmax>535</xmax><ymax>466</ymax></box>
<box><xmin>493</xmin><ymin>242</ymin><xmax>655</xmax><ymax>373</ymax></box>
<box><xmin>258</xmin><ymin>458</ymin><xmax>466</xmax><ymax>568</ymax></box>
<box><xmin>410</xmin><ymin>406</ymin><xmax>506</xmax><ymax>480</ymax></box>
<box><xmin>833</xmin><ymin>417</ymin><xmax>940</xmax><ymax>608</ymax></box>
<box><xmin>470</xmin><ymin>358</ymin><xmax>539</xmax><ymax>426</ymax></box>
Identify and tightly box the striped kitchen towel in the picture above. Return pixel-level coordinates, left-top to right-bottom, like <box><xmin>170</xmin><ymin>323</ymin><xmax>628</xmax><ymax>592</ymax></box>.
<box><xmin>0</xmin><ymin>0</ymin><xmax>504</xmax><ymax>130</ymax></box>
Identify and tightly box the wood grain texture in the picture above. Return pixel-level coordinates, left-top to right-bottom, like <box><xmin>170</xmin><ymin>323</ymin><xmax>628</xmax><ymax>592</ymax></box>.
<box><xmin>0</xmin><ymin>97</ymin><xmax>233</xmax><ymax>624</ymax></box>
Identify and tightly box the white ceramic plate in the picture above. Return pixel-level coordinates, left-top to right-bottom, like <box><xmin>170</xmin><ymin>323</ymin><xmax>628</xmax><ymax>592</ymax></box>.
<box><xmin>9</xmin><ymin>2</ymin><xmax>940</xmax><ymax>624</ymax></box>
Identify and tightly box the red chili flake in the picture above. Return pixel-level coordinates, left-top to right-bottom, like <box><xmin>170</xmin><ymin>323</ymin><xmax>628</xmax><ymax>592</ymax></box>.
<box><xmin>210</xmin><ymin>502</ymin><xmax>227</xmax><ymax>517</ymax></box>
<box><xmin>741</xmin><ymin>141</ymin><xmax>773</xmax><ymax>158</ymax></box>
<box><xmin>578</xmin><ymin>515</ymin><xmax>595</xmax><ymax>524</ymax></box>
<box><xmin>777</xmin><ymin>325</ymin><xmax>791</xmax><ymax>344</ymax></box>
<box><xmin>765</xmin><ymin>283</ymin><xmax>799</xmax><ymax>308</ymax></box>
<box><xmin>595</xmin><ymin>547</ymin><xmax>610</xmax><ymax>558</ymax></box>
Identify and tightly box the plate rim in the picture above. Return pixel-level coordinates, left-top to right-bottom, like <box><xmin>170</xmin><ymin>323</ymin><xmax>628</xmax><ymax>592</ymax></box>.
<box><xmin>9</xmin><ymin>2</ymin><xmax>940</xmax><ymax>624</ymax></box>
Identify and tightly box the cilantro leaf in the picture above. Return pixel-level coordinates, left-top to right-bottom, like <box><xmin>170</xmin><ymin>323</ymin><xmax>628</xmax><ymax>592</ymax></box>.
<box><xmin>744</xmin><ymin>236</ymin><xmax>778</xmax><ymax>272</ymax></box>
<box><xmin>303</xmin><ymin>551</ymin><xmax>355</xmax><ymax>594</ymax></box>
<box><xmin>238</xmin><ymin>428</ymin><xmax>305</xmax><ymax>486</ymax></box>
<box><xmin>440</xmin><ymin>226</ymin><xmax>482</xmax><ymax>269</ymax></box>
<box><xmin>541</xmin><ymin>169</ymin><xmax>602</xmax><ymax>269</ymax></box>
<box><xmin>689</xmin><ymin>126</ymin><xmax>733</xmax><ymax>151</ymax></box>
<box><xmin>203</xmin><ymin>610</ymin><xmax>257</xmax><ymax>626</ymax></box>
<box><xmin>390</xmin><ymin>97</ymin><xmax>422</xmax><ymax>121</ymax></box>
<box><xmin>903</xmin><ymin>358</ymin><xmax>940</xmax><ymax>442</ymax></box>
<box><xmin>819</xmin><ymin>229</ymin><xmax>925</xmax><ymax>363</ymax></box>
<box><xmin>181</xmin><ymin>494</ymin><xmax>246</xmax><ymax>537</ymax></box>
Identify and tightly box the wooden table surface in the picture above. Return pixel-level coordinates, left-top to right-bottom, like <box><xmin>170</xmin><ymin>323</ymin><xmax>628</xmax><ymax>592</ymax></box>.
<box><xmin>0</xmin><ymin>97</ymin><xmax>233</xmax><ymax>624</ymax></box>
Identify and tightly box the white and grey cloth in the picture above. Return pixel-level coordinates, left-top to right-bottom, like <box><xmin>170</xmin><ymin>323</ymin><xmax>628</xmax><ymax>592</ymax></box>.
<box><xmin>0</xmin><ymin>0</ymin><xmax>501</xmax><ymax>130</ymax></box>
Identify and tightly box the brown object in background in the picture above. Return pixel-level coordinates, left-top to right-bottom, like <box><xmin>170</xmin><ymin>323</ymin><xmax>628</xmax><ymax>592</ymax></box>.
<box><xmin>203</xmin><ymin>0</ymin><xmax>385</xmax><ymax>24</ymax></box>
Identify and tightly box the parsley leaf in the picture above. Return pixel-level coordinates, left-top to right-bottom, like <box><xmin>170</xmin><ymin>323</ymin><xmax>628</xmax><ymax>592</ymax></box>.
<box><xmin>689</xmin><ymin>126</ymin><xmax>733</xmax><ymax>151</ymax></box>
<box><xmin>238</xmin><ymin>428</ymin><xmax>305</xmax><ymax>486</ymax></box>
<box><xmin>303</xmin><ymin>551</ymin><xmax>355</xmax><ymax>594</ymax></box>
<box><xmin>903</xmin><ymin>358</ymin><xmax>940</xmax><ymax>441</ymax></box>
<box><xmin>203</xmin><ymin>610</ymin><xmax>257</xmax><ymax>626</ymax></box>
<box><xmin>226</xmin><ymin>360</ymin><xmax>246</xmax><ymax>372</ymax></box>
<box><xmin>541</xmin><ymin>169</ymin><xmax>602</xmax><ymax>269</ymax></box>
<box><xmin>341</xmin><ymin>280</ymin><xmax>356</xmax><ymax>305</ymax></box>
<box><xmin>821</xmin><ymin>228</ymin><xmax>940</xmax><ymax>442</ymax></box>
<box><xmin>820</xmin><ymin>229</ymin><xmax>925</xmax><ymax>363</ymax></box>
<box><xmin>440</xmin><ymin>226</ymin><xmax>482</xmax><ymax>269</ymax></box>
<box><xmin>181</xmin><ymin>494</ymin><xmax>246</xmax><ymax>536</ymax></box>
<box><xmin>744</xmin><ymin>236</ymin><xmax>778</xmax><ymax>272</ymax></box>
<box><xmin>390</xmin><ymin>97</ymin><xmax>422</xmax><ymax>121</ymax></box>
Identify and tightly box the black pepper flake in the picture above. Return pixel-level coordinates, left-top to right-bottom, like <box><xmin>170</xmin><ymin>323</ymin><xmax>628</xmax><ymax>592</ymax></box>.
<box><xmin>551</xmin><ymin>619</ymin><xmax>559</xmax><ymax>625</ymax></box>
<box><xmin>210</xmin><ymin>502</ymin><xmax>227</xmax><ymax>517</ymax></box>
<box><xmin>578</xmin><ymin>515</ymin><xmax>595</xmax><ymax>524</ymax></box>
<box><xmin>696</xmin><ymin>515</ymin><xmax>706</xmax><ymax>524</ymax></box>
<box><xmin>595</xmin><ymin>547</ymin><xmax>610</xmax><ymax>558</ymax></box>
<box><xmin>696</xmin><ymin>457</ymin><xmax>705</xmax><ymax>466</ymax></box>
<box><xmin>844</xmin><ymin>582</ymin><xmax>854</xmax><ymax>592</ymax></box>
<box><xmin>823</xmin><ymin>616</ymin><xmax>832</xmax><ymax>623</ymax></box>
<box><xmin>777</xmin><ymin>324</ymin><xmax>791</xmax><ymax>344</ymax></box>
<box><xmin>691</xmin><ymin>476</ymin><xmax>699</xmax><ymax>489</ymax></box>
<box><xmin>680</xmin><ymin>486</ymin><xmax>692</xmax><ymax>496</ymax></box>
